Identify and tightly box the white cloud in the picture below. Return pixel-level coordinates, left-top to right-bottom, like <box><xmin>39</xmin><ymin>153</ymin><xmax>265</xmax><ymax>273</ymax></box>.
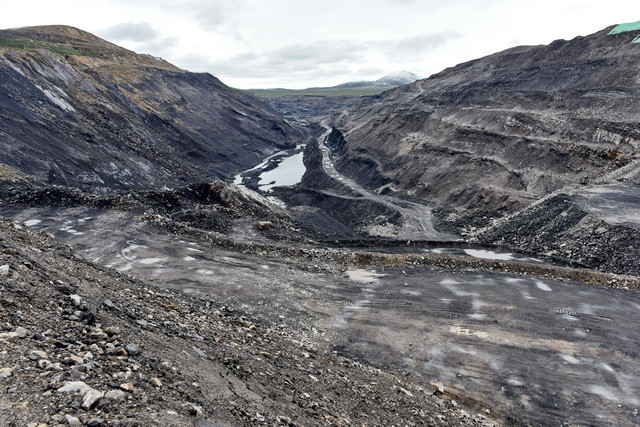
<box><xmin>175</xmin><ymin>32</ymin><xmax>460</xmax><ymax>88</ymax></box>
<box><xmin>383</xmin><ymin>31</ymin><xmax>463</xmax><ymax>60</ymax></box>
<box><xmin>1</xmin><ymin>0</ymin><xmax>638</xmax><ymax>88</ymax></box>
<box><xmin>99</xmin><ymin>22</ymin><xmax>158</xmax><ymax>42</ymax></box>
<box><xmin>95</xmin><ymin>21</ymin><xmax>178</xmax><ymax>60</ymax></box>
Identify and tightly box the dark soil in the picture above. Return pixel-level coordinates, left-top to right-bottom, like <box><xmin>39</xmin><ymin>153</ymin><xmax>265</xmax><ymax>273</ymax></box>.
<box><xmin>0</xmin><ymin>217</ymin><xmax>494</xmax><ymax>426</ymax></box>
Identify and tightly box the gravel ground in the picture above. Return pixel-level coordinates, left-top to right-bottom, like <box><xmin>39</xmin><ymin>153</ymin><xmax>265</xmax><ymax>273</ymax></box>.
<box><xmin>0</xmin><ymin>217</ymin><xmax>494</xmax><ymax>426</ymax></box>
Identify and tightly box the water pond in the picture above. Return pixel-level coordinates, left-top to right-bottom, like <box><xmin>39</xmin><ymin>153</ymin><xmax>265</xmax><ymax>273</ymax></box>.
<box><xmin>233</xmin><ymin>147</ymin><xmax>306</xmax><ymax>192</ymax></box>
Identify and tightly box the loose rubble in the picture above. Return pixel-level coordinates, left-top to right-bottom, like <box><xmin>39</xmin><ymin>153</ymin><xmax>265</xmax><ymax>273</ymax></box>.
<box><xmin>0</xmin><ymin>217</ymin><xmax>495</xmax><ymax>425</ymax></box>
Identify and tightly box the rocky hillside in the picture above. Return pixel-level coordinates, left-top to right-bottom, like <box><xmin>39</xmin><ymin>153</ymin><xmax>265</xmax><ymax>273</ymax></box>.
<box><xmin>331</xmin><ymin>25</ymin><xmax>640</xmax><ymax>218</ymax></box>
<box><xmin>0</xmin><ymin>26</ymin><xmax>305</xmax><ymax>192</ymax></box>
<box><xmin>476</xmin><ymin>182</ymin><xmax>640</xmax><ymax>276</ymax></box>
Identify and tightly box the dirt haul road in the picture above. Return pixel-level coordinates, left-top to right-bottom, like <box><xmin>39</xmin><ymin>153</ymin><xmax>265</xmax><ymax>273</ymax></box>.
<box><xmin>316</xmin><ymin>124</ymin><xmax>456</xmax><ymax>241</ymax></box>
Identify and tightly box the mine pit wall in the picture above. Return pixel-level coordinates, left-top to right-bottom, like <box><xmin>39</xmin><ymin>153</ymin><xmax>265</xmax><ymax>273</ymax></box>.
<box><xmin>476</xmin><ymin>194</ymin><xmax>640</xmax><ymax>277</ymax></box>
<box><xmin>327</xmin><ymin>26</ymin><xmax>640</xmax><ymax>226</ymax></box>
<box><xmin>0</xmin><ymin>45</ymin><xmax>307</xmax><ymax>193</ymax></box>
<box><xmin>331</xmin><ymin>115</ymin><xmax>634</xmax><ymax>216</ymax></box>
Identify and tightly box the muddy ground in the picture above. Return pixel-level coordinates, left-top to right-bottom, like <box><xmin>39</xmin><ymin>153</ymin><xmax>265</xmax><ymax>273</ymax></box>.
<box><xmin>2</xmin><ymin>206</ymin><xmax>639</xmax><ymax>426</ymax></box>
<box><xmin>1</xmin><ymin>216</ymin><xmax>496</xmax><ymax>426</ymax></box>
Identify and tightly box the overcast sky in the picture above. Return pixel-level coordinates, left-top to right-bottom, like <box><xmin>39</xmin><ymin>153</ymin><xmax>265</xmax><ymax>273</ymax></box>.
<box><xmin>1</xmin><ymin>1</ymin><xmax>637</xmax><ymax>88</ymax></box>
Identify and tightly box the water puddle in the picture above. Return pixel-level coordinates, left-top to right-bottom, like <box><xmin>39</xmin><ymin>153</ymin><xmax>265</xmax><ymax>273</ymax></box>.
<box><xmin>423</xmin><ymin>247</ymin><xmax>544</xmax><ymax>263</ymax></box>
<box><xmin>346</xmin><ymin>269</ymin><xmax>385</xmax><ymax>283</ymax></box>
<box><xmin>258</xmin><ymin>151</ymin><xmax>305</xmax><ymax>191</ymax></box>
<box><xmin>234</xmin><ymin>146</ymin><xmax>306</xmax><ymax>192</ymax></box>
<box><xmin>463</xmin><ymin>248</ymin><xmax>514</xmax><ymax>260</ymax></box>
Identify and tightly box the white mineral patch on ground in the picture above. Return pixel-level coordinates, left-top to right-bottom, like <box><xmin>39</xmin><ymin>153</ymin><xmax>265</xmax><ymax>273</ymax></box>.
<box><xmin>449</xmin><ymin>325</ymin><xmax>489</xmax><ymax>338</ymax></box>
<box><xmin>535</xmin><ymin>281</ymin><xmax>552</xmax><ymax>291</ymax></box>
<box><xmin>561</xmin><ymin>354</ymin><xmax>580</xmax><ymax>364</ymax></box>
<box><xmin>588</xmin><ymin>385</ymin><xmax>620</xmax><ymax>402</ymax></box>
<box><xmin>138</xmin><ymin>258</ymin><xmax>165</xmax><ymax>265</ymax></box>
<box><xmin>267</xmin><ymin>196</ymin><xmax>287</xmax><ymax>208</ymax></box>
<box><xmin>60</xmin><ymin>224</ymin><xmax>85</xmax><ymax>235</ymax></box>
<box><xmin>464</xmin><ymin>249</ymin><xmax>514</xmax><ymax>260</ymax></box>
<box><xmin>346</xmin><ymin>269</ymin><xmax>385</xmax><ymax>283</ymax></box>
<box><xmin>601</xmin><ymin>363</ymin><xmax>615</xmax><ymax>373</ymax></box>
<box><xmin>23</xmin><ymin>219</ymin><xmax>41</xmax><ymax>227</ymax></box>
<box><xmin>468</xmin><ymin>313</ymin><xmax>488</xmax><ymax>320</ymax></box>
<box><xmin>151</xmin><ymin>268</ymin><xmax>168</xmax><ymax>277</ymax></box>
<box><xmin>507</xmin><ymin>376</ymin><xmax>525</xmax><ymax>387</ymax></box>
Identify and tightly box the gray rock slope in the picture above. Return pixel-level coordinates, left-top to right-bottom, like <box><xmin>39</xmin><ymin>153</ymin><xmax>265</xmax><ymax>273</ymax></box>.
<box><xmin>332</xmin><ymin>25</ymin><xmax>640</xmax><ymax>217</ymax></box>
<box><xmin>0</xmin><ymin>26</ymin><xmax>305</xmax><ymax>192</ymax></box>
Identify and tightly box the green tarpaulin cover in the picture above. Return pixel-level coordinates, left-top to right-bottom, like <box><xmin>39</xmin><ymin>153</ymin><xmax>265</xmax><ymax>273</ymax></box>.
<box><xmin>633</xmin><ymin>35</ymin><xmax>640</xmax><ymax>43</ymax></box>
<box><xmin>608</xmin><ymin>20</ymin><xmax>640</xmax><ymax>35</ymax></box>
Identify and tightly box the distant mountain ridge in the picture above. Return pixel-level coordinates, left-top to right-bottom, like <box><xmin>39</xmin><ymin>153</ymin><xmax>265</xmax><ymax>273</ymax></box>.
<box><xmin>335</xmin><ymin>71</ymin><xmax>421</xmax><ymax>88</ymax></box>
<box><xmin>376</xmin><ymin>70</ymin><xmax>421</xmax><ymax>86</ymax></box>
<box><xmin>246</xmin><ymin>71</ymin><xmax>420</xmax><ymax>99</ymax></box>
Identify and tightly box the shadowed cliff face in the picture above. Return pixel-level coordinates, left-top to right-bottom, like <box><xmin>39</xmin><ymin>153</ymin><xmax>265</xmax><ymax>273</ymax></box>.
<box><xmin>332</xmin><ymin>26</ymin><xmax>640</xmax><ymax>216</ymax></box>
<box><xmin>0</xmin><ymin>26</ymin><xmax>305</xmax><ymax>191</ymax></box>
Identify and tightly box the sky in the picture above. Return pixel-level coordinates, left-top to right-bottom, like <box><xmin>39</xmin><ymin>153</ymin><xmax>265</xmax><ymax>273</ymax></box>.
<box><xmin>0</xmin><ymin>0</ymin><xmax>638</xmax><ymax>88</ymax></box>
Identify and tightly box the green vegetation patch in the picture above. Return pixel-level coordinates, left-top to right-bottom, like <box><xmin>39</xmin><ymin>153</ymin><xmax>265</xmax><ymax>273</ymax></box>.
<box><xmin>0</xmin><ymin>32</ymin><xmax>91</xmax><ymax>56</ymax></box>
<box><xmin>244</xmin><ymin>86</ymin><xmax>389</xmax><ymax>99</ymax></box>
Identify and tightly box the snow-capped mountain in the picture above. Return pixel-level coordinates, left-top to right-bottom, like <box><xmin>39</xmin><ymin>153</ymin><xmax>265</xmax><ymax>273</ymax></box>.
<box><xmin>374</xmin><ymin>71</ymin><xmax>421</xmax><ymax>87</ymax></box>
<box><xmin>337</xmin><ymin>71</ymin><xmax>420</xmax><ymax>88</ymax></box>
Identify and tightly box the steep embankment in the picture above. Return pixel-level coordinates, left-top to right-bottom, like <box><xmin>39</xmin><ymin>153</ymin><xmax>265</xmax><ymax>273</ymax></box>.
<box><xmin>0</xmin><ymin>26</ymin><xmax>305</xmax><ymax>191</ymax></box>
<box><xmin>331</xmin><ymin>25</ymin><xmax>640</xmax><ymax>219</ymax></box>
<box><xmin>476</xmin><ymin>183</ymin><xmax>640</xmax><ymax>276</ymax></box>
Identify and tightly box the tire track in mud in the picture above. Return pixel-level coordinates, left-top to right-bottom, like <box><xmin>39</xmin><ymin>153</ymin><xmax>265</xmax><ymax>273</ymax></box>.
<box><xmin>4</xmin><ymin>207</ymin><xmax>640</xmax><ymax>424</ymax></box>
<box><xmin>326</xmin><ymin>268</ymin><xmax>640</xmax><ymax>426</ymax></box>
